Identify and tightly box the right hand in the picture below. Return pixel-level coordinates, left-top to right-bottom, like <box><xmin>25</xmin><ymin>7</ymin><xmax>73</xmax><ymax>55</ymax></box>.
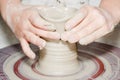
<box><xmin>5</xmin><ymin>3</ymin><xmax>60</xmax><ymax>59</ymax></box>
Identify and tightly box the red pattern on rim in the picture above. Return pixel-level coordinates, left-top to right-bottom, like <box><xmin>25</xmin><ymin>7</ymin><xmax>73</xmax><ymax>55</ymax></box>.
<box><xmin>14</xmin><ymin>54</ymin><xmax>105</xmax><ymax>80</ymax></box>
<box><xmin>14</xmin><ymin>57</ymin><xmax>29</xmax><ymax>80</ymax></box>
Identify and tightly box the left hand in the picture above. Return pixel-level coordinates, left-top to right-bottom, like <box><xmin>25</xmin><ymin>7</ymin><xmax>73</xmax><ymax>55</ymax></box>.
<box><xmin>61</xmin><ymin>5</ymin><xmax>115</xmax><ymax>45</ymax></box>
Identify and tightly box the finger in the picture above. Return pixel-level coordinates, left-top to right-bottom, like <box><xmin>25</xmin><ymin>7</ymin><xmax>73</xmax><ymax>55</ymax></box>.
<box><xmin>71</xmin><ymin>13</ymin><xmax>95</xmax><ymax>33</ymax></box>
<box><xmin>24</xmin><ymin>31</ymin><xmax>46</xmax><ymax>49</ymax></box>
<box><xmin>79</xmin><ymin>25</ymin><xmax>112</xmax><ymax>45</ymax></box>
<box><xmin>29</xmin><ymin>11</ymin><xmax>56</xmax><ymax>31</ymax></box>
<box><xmin>30</xmin><ymin>26</ymin><xmax>60</xmax><ymax>40</ymax></box>
<box><xmin>65</xmin><ymin>8</ymin><xmax>87</xmax><ymax>30</ymax></box>
<box><xmin>67</xmin><ymin>20</ymin><xmax>103</xmax><ymax>43</ymax></box>
<box><xmin>61</xmin><ymin>17</ymin><xmax>93</xmax><ymax>43</ymax></box>
<box><xmin>20</xmin><ymin>38</ymin><xmax>36</xmax><ymax>59</ymax></box>
<box><xmin>61</xmin><ymin>15</ymin><xmax>95</xmax><ymax>42</ymax></box>
<box><xmin>61</xmin><ymin>31</ymin><xmax>74</xmax><ymax>41</ymax></box>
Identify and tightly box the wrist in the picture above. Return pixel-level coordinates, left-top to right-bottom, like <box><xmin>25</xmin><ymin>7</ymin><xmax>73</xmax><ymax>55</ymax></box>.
<box><xmin>99</xmin><ymin>0</ymin><xmax>120</xmax><ymax>25</ymax></box>
<box><xmin>0</xmin><ymin>0</ymin><xmax>21</xmax><ymax>21</ymax></box>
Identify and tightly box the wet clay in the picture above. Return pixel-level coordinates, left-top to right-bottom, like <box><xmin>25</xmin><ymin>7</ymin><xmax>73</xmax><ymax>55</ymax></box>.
<box><xmin>37</xmin><ymin>7</ymin><xmax>80</xmax><ymax>76</ymax></box>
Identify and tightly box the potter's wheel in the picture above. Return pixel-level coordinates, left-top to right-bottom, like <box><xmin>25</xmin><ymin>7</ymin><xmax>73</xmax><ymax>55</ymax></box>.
<box><xmin>0</xmin><ymin>42</ymin><xmax>120</xmax><ymax>80</ymax></box>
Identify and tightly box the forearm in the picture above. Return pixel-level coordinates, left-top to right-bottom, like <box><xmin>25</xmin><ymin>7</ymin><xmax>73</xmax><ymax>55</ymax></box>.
<box><xmin>100</xmin><ymin>0</ymin><xmax>120</xmax><ymax>24</ymax></box>
<box><xmin>0</xmin><ymin>0</ymin><xmax>20</xmax><ymax>20</ymax></box>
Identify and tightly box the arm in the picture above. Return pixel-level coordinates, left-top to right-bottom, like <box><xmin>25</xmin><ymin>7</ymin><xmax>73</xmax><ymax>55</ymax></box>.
<box><xmin>0</xmin><ymin>0</ymin><xmax>60</xmax><ymax>59</ymax></box>
<box><xmin>0</xmin><ymin>0</ymin><xmax>20</xmax><ymax>20</ymax></box>
<box><xmin>100</xmin><ymin>0</ymin><xmax>120</xmax><ymax>25</ymax></box>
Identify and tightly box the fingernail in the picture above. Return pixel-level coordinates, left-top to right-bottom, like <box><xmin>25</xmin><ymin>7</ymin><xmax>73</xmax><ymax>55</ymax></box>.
<box><xmin>55</xmin><ymin>32</ymin><xmax>61</xmax><ymax>39</ymax></box>
<box><xmin>79</xmin><ymin>39</ymin><xmax>87</xmax><ymax>45</ymax></box>
<box><xmin>61</xmin><ymin>33</ymin><xmax>67</xmax><ymax>41</ymax></box>
<box><xmin>30</xmin><ymin>53</ymin><xmax>36</xmax><ymax>60</ymax></box>
<box><xmin>42</xmin><ymin>41</ymin><xmax>46</xmax><ymax>48</ymax></box>
<box><xmin>39</xmin><ymin>41</ymin><xmax>46</xmax><ymax>50</ymax></box>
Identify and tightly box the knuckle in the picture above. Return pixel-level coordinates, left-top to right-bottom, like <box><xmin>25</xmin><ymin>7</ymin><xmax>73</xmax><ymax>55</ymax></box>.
<box><xmin>99</xmin><ymin>15</ymin><xmax>106</xmax><ymax>23</ymax></box>
<box><xmin>92</xmin><ymin>8</ymin><xmax>103</xmax><ymax>16</ymax></box>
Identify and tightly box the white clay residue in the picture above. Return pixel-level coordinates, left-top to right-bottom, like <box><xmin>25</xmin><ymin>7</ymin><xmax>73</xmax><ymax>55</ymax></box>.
<box><xmin>37</xmin><ymin>7</ymin><xmax>80</xmax><ymax>76</ymax></box>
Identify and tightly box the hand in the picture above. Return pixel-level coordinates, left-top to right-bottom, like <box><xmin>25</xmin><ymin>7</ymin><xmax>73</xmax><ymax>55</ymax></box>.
<box><xmin>5</xmin><ymin>3</ymin><xmax>60</xmax><ymax>59</ymax></box>
<box><xmin>61</xmin><ymin>5</ymin><xmax>115</xmax><ymax>45</ymax></box>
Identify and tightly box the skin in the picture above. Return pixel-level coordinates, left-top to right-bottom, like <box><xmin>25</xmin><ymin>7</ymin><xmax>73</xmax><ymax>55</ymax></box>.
<box><xmin>0</xmin><ymin>0</ymin><xmax>120</xmax><ymax>59</ymax></box>
<box><xmin>61</xmin><ymin>0</ymin><xmax>120</xmax><ymax>45</ymax></box>
<box><xmin>0</xmin><ymin>0</ymin><xmax>60</xmax><ymax>59</ymax></box>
